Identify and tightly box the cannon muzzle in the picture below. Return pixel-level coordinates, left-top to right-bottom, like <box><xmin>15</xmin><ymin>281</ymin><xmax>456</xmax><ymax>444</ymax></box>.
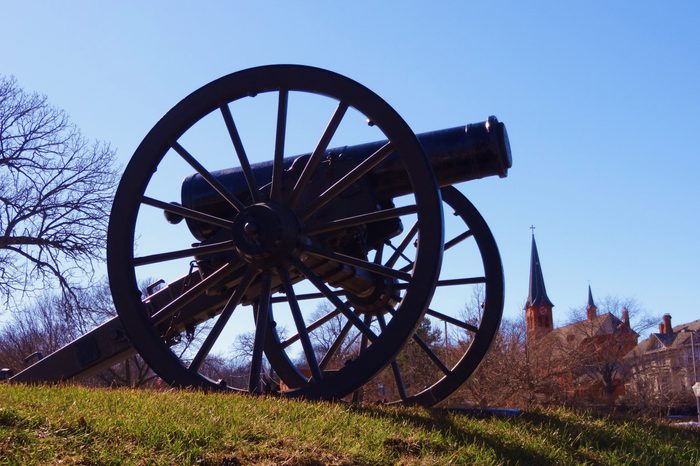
<box><xmin>370</xmin><ymin>116</ymin><xmax>510</xmax><ymax>198</ymax></box>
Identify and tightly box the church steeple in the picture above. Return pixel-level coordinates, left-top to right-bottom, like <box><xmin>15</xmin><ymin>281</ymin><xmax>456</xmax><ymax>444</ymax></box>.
<box><xmin>586</xmin><ymin>284</ymin><xmax>598</xmax><ymax>320</ymax></box>
<box><xmin>526</xmin><ymin>233</ymin><xmax>554</xmax><ymax>308</ymax></box>
<box><xmin>525</xmin><ymin>231</ymin><xmax>554</xmax><ymax>339</ymax></box>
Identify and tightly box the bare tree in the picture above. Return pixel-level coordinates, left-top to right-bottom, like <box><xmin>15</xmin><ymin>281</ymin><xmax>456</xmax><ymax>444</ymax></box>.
<box><xmin>308</xmin><ymin>302</ymin><xmax>360</xmax><ymax>369</ymax></box>
<box><xmin>0</xmin><ymin>293</ymin><xmax>76</xmax><ymax>370</ymax></box>
<box><xmin>567</xmin><ymin>295</ymin><xmax>657</xmax><ymax>334</ymax></box>
<box><xmin>448</xmin><ymin>314</ymin><xmax>566</xmax><ymax>408</ymax></box>
<box><xmin>440</xmin><ymin>294</ymin><xmax>654</xmax><ymax>409</ymax></box>
<box><xmin>623</xmin><ymin>350</ymin><xmax>696</xmax><ymax>415</ymax></box>
<box><xmin>552</xmin><ymin>296</ymin><xmax>646</xmax><ymax>406</ymax></box>
<box><xmin>442</xmin><ymin>286</ymin><xmax>567</xmax><ymax>408</ymax></box>
<box><xmin>0</xmin><ymin>75</ymin><xmax>117</xmax><ymax>307</ymax></box>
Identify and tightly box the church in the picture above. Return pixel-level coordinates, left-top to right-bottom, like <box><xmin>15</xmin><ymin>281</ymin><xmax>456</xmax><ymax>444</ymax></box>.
<box><xmin>524</xmin><ymin>233</ymin><xmax>638</xmax><ymax>403</ymax></box>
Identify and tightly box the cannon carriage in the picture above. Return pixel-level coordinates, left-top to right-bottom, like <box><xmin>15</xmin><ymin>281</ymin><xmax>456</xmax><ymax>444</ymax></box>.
<box><xmin>9</xmin><ymin>65</ymin><xmax>511</xmax><ymax>406</ymax></box>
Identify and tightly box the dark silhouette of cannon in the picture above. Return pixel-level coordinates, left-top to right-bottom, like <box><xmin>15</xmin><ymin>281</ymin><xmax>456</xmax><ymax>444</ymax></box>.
<box><xmin>9</xmin><ymin>65</ymin><xmax>510</xmax><ymax>405</ymax></box>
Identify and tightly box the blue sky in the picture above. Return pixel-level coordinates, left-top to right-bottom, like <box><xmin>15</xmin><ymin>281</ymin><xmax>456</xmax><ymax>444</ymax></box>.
<box><xmin>4</xmin><ymin>1</ymin><xmax>699</xmax><ymax>330</ymax></box>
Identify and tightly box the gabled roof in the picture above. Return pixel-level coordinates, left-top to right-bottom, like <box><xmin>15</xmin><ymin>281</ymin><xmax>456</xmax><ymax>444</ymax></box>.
<box><xmin>628</xmin><ymin>334</ymin><xmax>674</xmax><ymax>357</ymax></box>
<box><xmin>525</xmin><ymin>234</ymin><xmax>554</xmax><ymax>309</ymax></box>
<box><xmin>654</xmin><ymin>333</ymin><xmax>679</xmax><ymax>348</ymax></box>
<box><xmin>548</xmin><ymin>312</ymin><xmax>637</xmax><ymax>347</ymax></box>
<box><xmin>626</xmin><ymin>318</ymin><xmax>700</xmax><ymax>358</ymax></box>
<box><xmin>673</xmin><ymin>318</ymin><xmax>700</xmax><ymax>334</ymax></box>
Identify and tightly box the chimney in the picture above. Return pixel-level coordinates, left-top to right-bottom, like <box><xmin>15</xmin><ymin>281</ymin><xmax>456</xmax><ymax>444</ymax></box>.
<box><xmin>621</xmin><ymin>308</ymin><xmax>630</xmax><ymax>327</ymax></box>
<box><xmin>662</xmin><ymin>314</ymin><xmax>673</xmax><ymax>334</ymax></box>
<box><xmin>659</xmin><ymin>323</ymin><xmax>664</xmax><ymax>333</ymax></box>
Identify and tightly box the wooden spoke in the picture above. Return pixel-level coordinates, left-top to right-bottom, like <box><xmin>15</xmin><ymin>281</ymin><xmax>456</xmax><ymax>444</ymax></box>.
<box><xmin>150</xmin><ymin>263</ymin><xmax>236</xmax><ymax>326</ymax></box>
<box><xmin>359</xmin><ymin>314</ymin><xmax>372</xmax><ymax>354</ymax></box>
<box><xmin>280</xmin><ymin>307</ymin><xmax>341</xmax><ymax>348</ymax></box>
<box><xmin>426</xmin><ymin>309</ymin><xmax>479</xmax><ymax>333</ymax></box>
<box><xmin>373</xmin><ymin>245</ymin><xmax>384</xmax><ymax>264</ymax></box>
<box><xmin>384</xmin><ymin>240</ymin><xmax>413</xmax><ymax>267</ymax></box>
<box><xmin>394</xmin><ymin>276</ymin><xmax>486</xmax><ymax>291</ymax></box>
<box><xmin>189</xmin><ymin>268</ymin><xmax>257</xmax><ymax>371</ymax></box>
<box><xmin>270</xmin><ymin>89</ymin><xmax>288</xmax><ymax>201</ymax></box>
<box><xmin>133</xmin><ymin>240</ymin><xmax>235</xmax><ymax>267</ymax></box>
<box><xmin>290</xmin><ymin>257</ymin><xmax>378</xmax><ymax>342</ymax></box>
<box><xmin>249</xmin><ymin>274</ymin><xmax>272</xmax><ymax>393</ymax></box>
<box><xmin>220</xmin><ymin>104</ymin><xmax>260</xmax><ymax>202</ymax></box>
<box><xmin>396</xmin><ymin>228</ymin><xmax>475</xmax><ymax>274</ymax></box>
<box><xmin>385</xmin><ymin>221</ymin><xmax>419</xmax><ymax>268</ymax></box>
<box><xmin>319</xmin><ymin>318</ymin><xmax>353</xmax><ymax>371</ymax></box>
<box><xmin>377</xmin><ymin>313</ymin><xmax>407</xmax><ymax>400</ymax></box>
<box><xmin>278</xmin><ymin>267</ymin><xmax>322</xmax><ymax>381</ymax></box>
<box><xmin>445</xmin><ymin>229</ymin><xmax>473</xmax><ymax>251</ymax></box>
<box><xmin>305</xmin><ymin>205</ymin><xmax>418</xmax><ymax>235</ymax></box>
<box><xmin>300</xmin><ymin>243</ymin><xmax>412</xmax><ymax>282</ymax></box>
<box><xmin>290</xmin><ymin>102</ymin><xmax>348</xmax><ymax>208</ymax></box>
<box><xmin>301</xmin><ymin>142</ymin><xmax>394</xmax><ymax>220</ymax></box>
<box><xmin>172</xmin><ymin>141</ymin><xmax>246</xmax><ymax>212</ymax></box>
<box><xmin>412</xmin><ymin>334</ymin><xmax>451</xmax><ymax>376</ymax></box>
<box><xmin>270</xmin><ymin>289</ymin><xmax>346</xmax><ymax>304</ymax></box>
<box><xmin>436</xmin><ymin>277</ymin><xmax>486</xmax><ymax>287</ymax></box>
<box><xmin>142</xmin><ymin>196</ymin><xmax>234</xmax><ymax>230</ymax></box>
<box><xmin>351</xmin><ymin>314</ymin><xmax>374</xmax><ymax>402</ymax></box>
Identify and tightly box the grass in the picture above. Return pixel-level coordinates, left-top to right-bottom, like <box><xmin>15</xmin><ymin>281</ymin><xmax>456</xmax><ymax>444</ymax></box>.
<box><xmin>0</xmin><ymin>385</ymin><xmax>698</xmax><ymax>465</ymax></box>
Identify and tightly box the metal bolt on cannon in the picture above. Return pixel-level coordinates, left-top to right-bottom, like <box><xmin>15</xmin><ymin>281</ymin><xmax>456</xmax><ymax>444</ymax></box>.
<box><xmin>9</xmin><ymin>65</ymin><xmax>511</xmax><ymax>406</ymax></box>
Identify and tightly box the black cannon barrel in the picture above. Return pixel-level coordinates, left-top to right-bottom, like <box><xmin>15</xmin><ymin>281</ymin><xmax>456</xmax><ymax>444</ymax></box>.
<box><xmin>369</xmin><ymin>116</ymin><xmax>510</xmax><ymax>198</ymax></box>
<box><xmin>181</xmin><ymin>116</ymin><xmax>510</xmax><ymax>221</ymax></box>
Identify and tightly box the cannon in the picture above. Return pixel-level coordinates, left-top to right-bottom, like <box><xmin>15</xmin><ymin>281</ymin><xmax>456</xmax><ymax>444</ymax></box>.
<box><xmin>10</xmin><ymin>65</ymin><xmax>509</xmax><ymax>405</ymax></box>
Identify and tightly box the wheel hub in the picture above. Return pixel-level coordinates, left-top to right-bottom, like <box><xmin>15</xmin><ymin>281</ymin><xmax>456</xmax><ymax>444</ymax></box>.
<box><xmin>347</xmin><ymin>276</ymin><xmax>400</xmax><ymax>316</ymax></box>
<box><xmin>232</xmin><ymin>203</ymin><xmax>299</xmax><ymax>268</ymax></box>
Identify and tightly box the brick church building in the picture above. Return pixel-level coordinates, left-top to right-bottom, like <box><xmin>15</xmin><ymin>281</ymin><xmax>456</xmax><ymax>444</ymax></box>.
<box><xmin>524</xmin><ymin>234</ymin><xmax>638</xmax><ymax>403</ymax></box>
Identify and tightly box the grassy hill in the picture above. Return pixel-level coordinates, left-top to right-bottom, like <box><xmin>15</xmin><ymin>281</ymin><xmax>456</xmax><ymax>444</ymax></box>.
<box><xmin>1</xmin><ymin>384</ymin><xmax>698</xmax><ymax>465</ymax></box>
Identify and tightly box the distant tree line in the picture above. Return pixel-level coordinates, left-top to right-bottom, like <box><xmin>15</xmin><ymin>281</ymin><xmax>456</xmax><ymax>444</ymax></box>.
<box><xmin>443</xmin><ymin>297</ymin><xmax>695</xmax><ymax>415</ymax></box>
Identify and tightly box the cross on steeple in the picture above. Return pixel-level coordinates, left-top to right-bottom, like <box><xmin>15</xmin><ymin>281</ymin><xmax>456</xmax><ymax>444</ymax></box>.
<box><xmin>530</xmin><ymin>225</ymin><xmax>536</xmax><ymax>236</ymax></box>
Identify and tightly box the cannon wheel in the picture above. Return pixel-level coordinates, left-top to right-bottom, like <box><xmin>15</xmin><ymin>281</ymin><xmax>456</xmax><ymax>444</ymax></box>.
<box><xmin>387</xmin><ymin>186</ymin><xmax>503</xmax><ymax>405</ymax></box>
<box><xmin>267</xmin><ymin>186</ymin><xmax>503</xmax><ymax>405</ymax></box>
<box><xmin>107</xmin><ymin>65</ymin><xmax>444</xmax><ymax>399</ymax></box>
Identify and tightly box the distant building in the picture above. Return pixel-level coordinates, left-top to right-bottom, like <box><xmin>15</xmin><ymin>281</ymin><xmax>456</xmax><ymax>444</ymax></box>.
<box><xmin>524</xmin><ymin>234</ymin><xmax>554</xmax><ymax>341</ymax></box>
<box><xmin>525</xmin><ymin>234</ymin><xmax>638</xmax><ymax>403</ymax></box>
<box><xmin>624</xmin><ymin>315</ymin><xmax>700</xmax><ymax>409</ymax></box>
